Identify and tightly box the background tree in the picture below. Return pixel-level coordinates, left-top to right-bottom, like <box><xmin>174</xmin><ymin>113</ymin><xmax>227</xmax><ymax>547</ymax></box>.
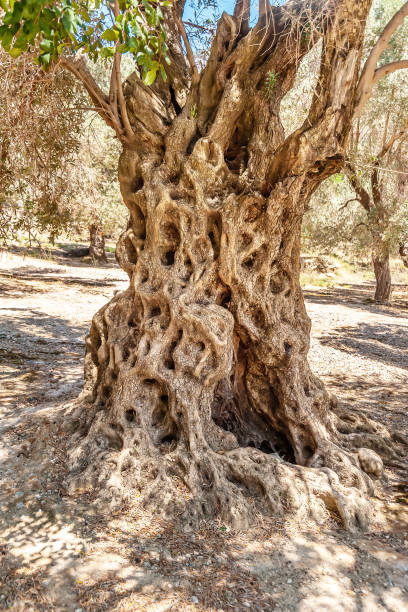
<box><xmin>0</xmin><ymin>48</ymin><xmax>87</xmax><ymax>245</ymax></box>
<box><xmin>299</xmin><ymin>0</ymin><xmax>408</xmax><ymax>302</ymax></box>
<box><xmin>0</xmin><ymin>49</ymin><xmax>127</xmax><ymax>253</ymax></box>
<box><xmin>2</xmin><ymin>0</ymin><xmax>408</xmax><ymax>530</ymax></box>
<box><xmin>346</xmin><ymin>0</ymin><xmax>408</xmax><ymax>302</ymax></box>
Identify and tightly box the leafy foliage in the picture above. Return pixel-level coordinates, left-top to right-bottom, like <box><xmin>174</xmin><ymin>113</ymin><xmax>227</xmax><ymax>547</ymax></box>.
<box><xmin>0</xmin><ymin>49</ymin><xmax>126</xmax><ymax>245</ymax></box>
<box><xmin>0</xmin><ymin>0</ymin><xmax>171</xmax><ymax>84</ymax></box>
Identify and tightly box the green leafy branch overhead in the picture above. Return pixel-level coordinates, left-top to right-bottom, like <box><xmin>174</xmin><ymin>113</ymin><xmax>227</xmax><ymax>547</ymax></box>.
<box><xmin>0</xmin><ymin>0</ymin><xmax>171</xmax><ymax>82</ymax></box>
<box><xmin>0</xmin><ymin>0</ymin><xmax>174</xmax><ymax>143</ymax></box>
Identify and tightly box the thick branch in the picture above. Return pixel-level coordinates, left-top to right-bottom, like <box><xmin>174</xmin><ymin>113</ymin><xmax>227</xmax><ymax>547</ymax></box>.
<box><xmin>372</xmin><ymin>60</ymin><xmax>408</xmax><ymax>87</ymax></box>
<box><xmin>354</xmin><ymin>1</ymin><xmax>408</xmax><ymax>117</ymax></box>
<box><xmin>115</xmin><ymin>53</ymin><xmax>134</xmax><ymax>139</ymax></box>
<box><xmin>233</xmin><ymin>0</ymin><xmax>250</xmax><ymax>35</ymax></box>
<box><xmin>267</xmin><ymin>0</ymin><xmax>372</xmax><ymax>187</ymax></box>
<box><xmin>113</xmin><ymin>0</ymin><xmax>134</xmax><ymax>140</ymax></box>
<box><xmin>59</xmin><ymin>56</ymin><xmax>123</xmax><ymax>137</ymax></box>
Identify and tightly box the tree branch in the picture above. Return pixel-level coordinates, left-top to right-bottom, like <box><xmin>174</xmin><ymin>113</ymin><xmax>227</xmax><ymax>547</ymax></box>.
<box><xmin>372</xmin><ymin>59</ymin><xmax>408</xmax><ymax>87</ymax></box>
<box><xmin>113</xmin><ymin>0</ymin><xmax>134</xmax><ymax>140</ymax></box>
<box><xmin>174</xmin><ymin>8</ymin><xmax>199</xmax><ymax>84</ymax></box>
<box><xmin>354</xmin><ymin>1</ymin><xmax>408</xmax><ymax>117</ymax></box>
<box><xmin>59</xmin><ymin>56</ymin><xmax>123</xmax><ymax>136</ymax></box>
<box><xmin>233</xmin><ymin>0</ymin><xmax>250</xmax><ymax>35</ymax></box>
<box><xmin>378</xmin><ymin>123</ymin><xmax>408</xmax><ymax>159</ymax></box>
<box><xmin>183</xmin><ymin>20</ymin><xmax>214</xmax><ymax>34</ymax></box>
<box><xmin>346</xmin><ymin>162</ymin><xmax>372</xmax><ymax>212</ymax></box>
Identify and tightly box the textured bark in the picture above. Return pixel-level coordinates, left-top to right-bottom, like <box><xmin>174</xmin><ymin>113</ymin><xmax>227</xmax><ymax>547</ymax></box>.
<box><xmin>89</xmin><ymin>224</ymin><xmax>107</xmax><ymax>264</ymax></box>
<box><xmin>65</xmin><ymin>0</ymin><xmax>405</xmax><ymax>531</ymax></box>
<box><xmin>399</xmin><ymin>242</ymin><xmax>408</xmax><ymax>268</ymax></box>
<box><xmin>373</xmin><ymin>251</ymin><xmax>392</xmax><ymax>303</ymax></box>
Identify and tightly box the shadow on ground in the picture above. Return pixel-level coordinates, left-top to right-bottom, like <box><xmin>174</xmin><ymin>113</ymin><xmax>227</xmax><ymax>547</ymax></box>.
<box><xmin>319</xmin><ymin>322</ymin><xmax>408</xmax><ymax>370</ymax></box>
<box><xmin>304</xmin><ymin>283</ymin><xmax>408</xmax><ymax>319</ymax></box>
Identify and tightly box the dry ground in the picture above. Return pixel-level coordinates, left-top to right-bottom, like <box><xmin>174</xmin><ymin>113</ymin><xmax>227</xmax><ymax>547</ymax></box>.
<box><xmin>0</xmin><ymin>249</ymin><xmax>407</xmax><ymax>612</ymax></box>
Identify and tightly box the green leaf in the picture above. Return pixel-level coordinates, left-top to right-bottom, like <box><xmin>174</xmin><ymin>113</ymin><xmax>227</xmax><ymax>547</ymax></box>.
<box><xmin>61</xmin><ymin>10</ymin><xmax>77</xmax><ymax>36</ymax></box>
<box><xmin>102</xmin><ymin>28</ymin><xmax>119</xmax><ymax>42</ymax></box>
<box><xmin>39</xmin><ymin>52</ymin><xmax>51</xmax><ymax>66</ymax></box>
<box><xmin>160</xmin><ymin>64</ymin><xmax>167</xmax><ymax>81</ymax></box>
<box><xmin>143</xmin><ymin>66</ymin><xmax>158</xmax><ymax>85</ymax></box>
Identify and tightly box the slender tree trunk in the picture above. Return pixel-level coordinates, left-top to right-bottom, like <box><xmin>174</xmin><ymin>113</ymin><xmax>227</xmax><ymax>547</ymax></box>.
<box><xmin>373</xmin><ymin>249</ymin><xmax>392</xmax><ymax>303</ymax></box>
<box><xmin>89</xmin><ymin>223</ymin><xmax>107</xmax><ymax>264</ymax></box>
<box><xmin>65</xmin><ymin>0</ymin><xmax>403</xmax><ymax>531</ymax></box>
<box><xmin>399</xmin><ymin>242</ymin><xmax>408</xmax><ymax>268</ymax></box>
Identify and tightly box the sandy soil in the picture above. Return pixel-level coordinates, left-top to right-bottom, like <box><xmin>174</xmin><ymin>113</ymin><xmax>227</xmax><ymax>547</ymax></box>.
<box><xmin>0</xmin><ymin>250</ymin><xmax>407</xmax><ymax>612</ymax></box>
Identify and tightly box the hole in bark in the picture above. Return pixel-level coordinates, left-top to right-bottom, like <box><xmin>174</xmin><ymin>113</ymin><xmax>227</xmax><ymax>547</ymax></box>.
<box><xmin>160</xmin><ymin>221</ymin><xmax>180</xmax><ymax>266</ymax></box>
<box><xmin>160</xmin><ymin>394</ymin><xmax>169</xmax><ymax>406</ymax></box>
<box><xmin>253</xmin><ymin>308</ymin><xmax>266</xmax><ymax>327</ymax></box>
<box><xmin>303</xmin><ymin>445</ymin><xmax>314</xmax><ymax>460</ymax></box>
<box><xmin>130</xmin><ymin>175</ymin><xmax>144</xmax><ymax>193</ymax></box>
<box><xmin>207</xmin><ymin>213</ymin><xmax>221</xmax><ymax>260</ymax></box>
<box><xmin>259</xmin><ymin>440</ymin><xmax>274</xmax><ymax>453</ymax></box>
<box><xmin>160</xmin><ymin>434</ymin><xmax>176</xmax><ymax>445</ymax></box>
<box><xmin>212</xmin><ymin>381</ymin><xmax>296</xmax><ymax>463</ymax></box>
<box><xmin>128</xmin><ymin>318</ymin><xmax>137</xmax><ymax>328</ymax></box>
<box><xmin>102</xmin><ymin>385</ymin><xmax>111</xmax><ymax>399</ymax></box>
<box><xmin>143</xmin><ymin>378</ymin><xmax>156</xmax><ymax>386</ymax></box>
<box><xmin>149</xmin><ymin>306</ymin><xmax>161</xmax><ymax>318</ymax></box>
<box><xmin>162</xmin><ymin>250</ymin><xmax>176</xmax><ymax>266</ymax></box>
<box><xmin>125</xmin><ymin>409</ymin><xmax>136</xmax><ymax>422</ymax></box>
<box><xmin>123</xmin><ymin>347</ymin><xmax>130</xmax><ymax>361</ymax></box>
<box><xmin>152</xmin><ymin>404</ymin><xmax>167</xmax><ymax>427</ymax></box>
<box><xmin>169</xmin><ymin>85</ymin><xmax>182</xmax><ymax>115</ymax></box>
<box><xmin>243</xmin><ymin>255</ymin><xmax>254</xmax><ymax>269</ymax></box>
<box><xmin>164</xmin><ymin>356</ymin><xmax>175</xmax><ymax>370</ymax></box>
<box><xmin>198</xmin><ymin>341</ymin><xmax>205</xmax><ymax>351</ymax></box>
<box><xmin>183</xmin><ymin>257</ymin><xmax>193</xmax><ymax>281</ymax></box>
<box><xmin>218</xmin><ymin>286</ymin><xmax>231</xmax><ymax>309</ymax></box>
<box><xmin>108</xmin><ymin>436</ymin><xmax>123</xmax><ymax>451</ymax></box>
<box><xmin>284</xmin><ymin>342</ymin><xmax>292</xmax><ymax>356</ymax></box>
<box><xmin>270</xmin><ymin>278</ymin><xmax>282</xmax><ymax>294</ymax></box>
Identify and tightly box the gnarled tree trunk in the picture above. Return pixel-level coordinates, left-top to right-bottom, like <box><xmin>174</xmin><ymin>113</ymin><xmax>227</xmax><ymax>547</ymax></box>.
<box><xmin>65</xmin><ymin>0</ymin><xmax>403</xmax><ymax>531</ymax></box>
<box><xmin>89</xmin><ymin>223</ymin><xmax>107</xmax><ymax>263</ymax></box>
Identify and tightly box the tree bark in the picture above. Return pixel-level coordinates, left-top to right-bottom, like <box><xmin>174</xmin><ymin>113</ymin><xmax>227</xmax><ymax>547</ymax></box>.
<box><xmin>89</xmin><ymin>223</ymin><xmax>107</xmax><ymax>264</ymax></box>
<box><xmin>65</xmin><ymin>0</ymin><xmax>404</xmax><ymax>531</ymax></box>
<box><xmin>373</xmin><ymin>250</ymin><xmax>392</xmax><ymax>303</ymax></box>
<box><xmin>399</xmin><ymin>242</ymin><xmax>408</xmax><ymax>268</ymax></box>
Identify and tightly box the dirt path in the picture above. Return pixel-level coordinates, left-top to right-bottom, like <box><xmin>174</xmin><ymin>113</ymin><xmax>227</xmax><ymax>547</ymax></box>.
<box><xmin>1</xmin><ymin>251</ymin><xmax>407</xmax><ymax>612</ymax></box>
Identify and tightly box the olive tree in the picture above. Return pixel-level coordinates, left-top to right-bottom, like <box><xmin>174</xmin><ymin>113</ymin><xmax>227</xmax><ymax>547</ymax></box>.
<box><xmin>2</xmin><ymin>0</ymin><xmax>408</xmax><ymax>530</ymax></box>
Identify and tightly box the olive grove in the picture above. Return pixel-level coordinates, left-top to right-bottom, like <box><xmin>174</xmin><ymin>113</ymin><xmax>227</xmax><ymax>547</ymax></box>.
<box><xmin>2</xmin><ymin>0</ymin><xmax>408</xmax><ymax>530</ymax></box>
